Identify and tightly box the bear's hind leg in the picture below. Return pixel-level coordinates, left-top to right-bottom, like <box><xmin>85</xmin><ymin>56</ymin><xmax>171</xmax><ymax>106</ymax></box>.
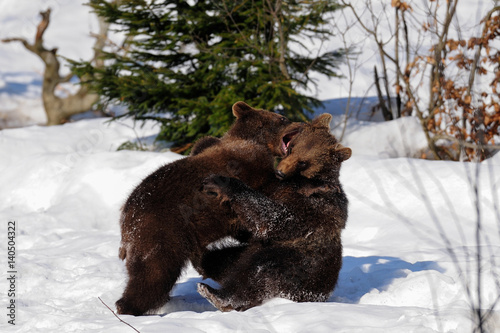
<box><xmin>197</xmin><ymin>283</ymin><xmax>234</xmax><ymax>312</ymax></box>
<box><xmin>197</xmin><ymin>280</ymin><xmax>260</xmax><ymax>312</ymax></box>
<box><xmin>116</xmin><ymin>248</ymin><xmax>184</xmax><ymax>315</ymax></box>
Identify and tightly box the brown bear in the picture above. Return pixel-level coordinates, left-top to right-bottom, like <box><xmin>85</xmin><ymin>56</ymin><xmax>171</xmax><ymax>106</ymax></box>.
<box><xmin>189</xmin><ymin>136</ymin><xmax>221</xmax><ymax>156</ymax></box>
<box><xmin>116</xmin><ymin>101</ymin><xmax>293</xmax><ymax>316</ymax></box>
<box><xmin>196</xmin><ymin>113</ymin><xmax>351</xmax><ymax>311</ymax></box>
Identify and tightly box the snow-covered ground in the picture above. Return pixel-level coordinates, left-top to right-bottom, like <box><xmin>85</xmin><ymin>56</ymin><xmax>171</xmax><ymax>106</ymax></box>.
<box><xmin>1</xmin><ymin>118</ymin><xmax>499</xmax><ymax>332</ymax></box>
<box><xmin>1</xmin><ymin>0</ymin><xmax>500</xmax><ymax>332</ymax></box>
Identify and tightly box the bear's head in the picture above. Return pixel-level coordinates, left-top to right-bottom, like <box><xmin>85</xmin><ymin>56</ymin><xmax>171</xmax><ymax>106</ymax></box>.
<box><xmin>226</xmin><ymin>102</ymin><xmax>292</xmax><ymax>156</ymax></box>
<box><xmin>275</xmin><ymin>113</ymin><xmax>351</xmax><ymax>181</ymax></box>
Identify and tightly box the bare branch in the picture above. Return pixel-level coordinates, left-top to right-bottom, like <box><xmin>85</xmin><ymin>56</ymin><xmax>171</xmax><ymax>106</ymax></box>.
<box><xmin>467</xmin><ymin>6</ymin><xmax>500</xmax><ymax>96</ymax></box>
<box><xmin>433</xmin><ymin>134</ymin><xmax>500</xmax><ymax>151</ymax></box>
<box><xmin>59</xmin><ymin>72</ymin><xmax>74</xmax><ymax>84</ymax></box>
<box><xmin>98</xmin><ymin>297</ymin><xmax>141</xmax><ymax>333</ymax></box>
<box><xmin>36</xmin><ymin>9</ymin><xmax>51</xmax><ymax>44</ymax></box>
<box><xmin>268</xmin><ymin>0</ymin><xmax>291</xmax><ymax>80</ymax></box>
<box><xmin>91</xmin><ymin>9</ymin><xmax>112</xmax><ymax>68</ymax></box>
<box><xmin>2</xmin><ymin>37</ymin><xmax>37</xmax><ymax>54</ymax></box>
<box><xmin>2</xmin><ymin>37</ymin><xmax>29</xmax><ymax>45</ymax></box>
<box><xmin>374</xmin><ymin>66</ymin><xmax>393</xmax><ymax>121</ymax></box>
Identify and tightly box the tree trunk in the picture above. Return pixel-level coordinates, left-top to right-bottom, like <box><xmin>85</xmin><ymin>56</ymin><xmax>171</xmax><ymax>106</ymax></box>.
<box><xmin>374</xmin><ymin>66</ymin><xmax>393</xmax><ymax>121</ymax></box>
<box><xmin>2</xmin><ymin>8</ymin><xmax>107</xmax><ymax>125</ymax></box>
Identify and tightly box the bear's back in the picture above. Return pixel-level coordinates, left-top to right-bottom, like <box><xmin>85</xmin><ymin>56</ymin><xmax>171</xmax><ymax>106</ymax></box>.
<box><xmin>121</xmin><ymin>137</ymin><xmax>276</xmax><ymax>230</ymax></box>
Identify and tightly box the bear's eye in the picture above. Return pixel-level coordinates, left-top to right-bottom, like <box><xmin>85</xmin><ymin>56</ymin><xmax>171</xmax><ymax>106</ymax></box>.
<box><xmin>297</xmin><ymin>161</ymin><xmax>308</xmax><ymax>170</ymax></box>
<box><xmin>280</xmin><ymin>116</ymin><xmax>290</xmax><ymax>124</ymax></box>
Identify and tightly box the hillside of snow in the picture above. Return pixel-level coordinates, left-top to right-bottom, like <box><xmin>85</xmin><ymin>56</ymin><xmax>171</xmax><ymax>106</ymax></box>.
<box><xmin>1</xmin><ymin>0</ymin><xmax>500</xmax><ymax>332</ymax></box>
<box><xmin>1</xmin><ymin>118</ymin><xmax>499</xmax><ymax>332</ymax></box>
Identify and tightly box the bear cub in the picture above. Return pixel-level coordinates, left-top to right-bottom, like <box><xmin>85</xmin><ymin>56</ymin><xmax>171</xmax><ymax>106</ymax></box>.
<box><xmin>197</xmin><ymin>114</ymin><xmax>351</xmax><ymax>311</ymax></box>
<box><xmin>116</xmin><ymin>102</ymin><xmax>291</xmax><ymax>315</ymax></box>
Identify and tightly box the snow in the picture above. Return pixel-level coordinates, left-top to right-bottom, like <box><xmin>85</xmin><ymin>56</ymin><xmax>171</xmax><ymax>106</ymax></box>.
<box><xmin>0</xmin><ymin>118</ymin><xmax>499</xmax><ymax>332</ymax></box>
<box><xmin>1</xmin><ymin>0</ymin><xmax>500</xmax><ymax>332</ymax></box>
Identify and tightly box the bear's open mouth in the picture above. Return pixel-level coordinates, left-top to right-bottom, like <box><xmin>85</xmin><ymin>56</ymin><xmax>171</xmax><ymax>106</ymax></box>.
<box><xmin>281</xmin><ymin>130</ymin><xmax>299</xmax><ymax>156</ymax></box>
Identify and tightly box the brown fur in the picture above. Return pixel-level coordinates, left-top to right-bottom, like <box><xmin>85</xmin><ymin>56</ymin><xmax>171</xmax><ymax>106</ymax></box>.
<box><xmin>197</xmin><ymin>114</ymin><xmax>351</xmax><ymax>311</ymax></box>
<box><xmin>190</xmin><ymin>136</ymin><xmax>221</xmax><ymax>156</ymax></box>
<box><xmin>116</xmin><ymin>102</ymin><xmax>291</xmax><ymax>315</ymax></box>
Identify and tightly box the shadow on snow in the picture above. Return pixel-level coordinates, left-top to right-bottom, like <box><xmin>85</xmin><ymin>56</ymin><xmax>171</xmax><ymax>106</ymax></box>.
<box><xmin>331</xmin><ymin>256</ymin><xmax>443</xmax><ymax>303</ymax></box>
<box><xmin>0</xmin><ymin>72</ymin><xmax>42</xmax><ymax>95</ymax></box>
<box><xmin>157</xmin><ymin>255</ymin><xmax>442</xmax><ymax>315</ymax></box>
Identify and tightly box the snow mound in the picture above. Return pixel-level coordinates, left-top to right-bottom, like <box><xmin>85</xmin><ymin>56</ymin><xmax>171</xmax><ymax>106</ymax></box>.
<box><xmin>332</xmin><ymin>116</ymin><xmax>428</xmax><ymax>158</ymax></box>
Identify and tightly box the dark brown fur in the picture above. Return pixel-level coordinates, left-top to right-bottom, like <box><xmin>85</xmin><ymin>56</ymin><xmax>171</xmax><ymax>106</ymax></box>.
<box><xmin>197</xmin><ymin>114</ymin><xmax>351</xmax><ymax>311</ymax></box>
<box><xmin>116</xmin><ymin>102</ymin><xmax>291</xmax><ymax>315</ymax></box>
<box><xmin>190</xmin><ymin>136</ymin><xmax>221</xmax><ymax>156</ymax></box>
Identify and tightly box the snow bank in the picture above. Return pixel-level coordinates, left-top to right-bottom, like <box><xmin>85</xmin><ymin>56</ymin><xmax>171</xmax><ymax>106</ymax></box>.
<box><xmin>0</xmin><ymin>72</ymin><xmax>46</xmax><ymax>128</ymax></box>
<box><xmin>332</xmin><ymin>116</ymin><xmax>428</xmax><ymax>158</ymax></box>
<box><xmin>311</xmin><ymin>97</ymin><xmax>428</xmax><ymax>158</ymax></box>
<box><xmin>0</xmin><ymin>119</ymin><xmax>499</xmax><ymax>332</ymax></box>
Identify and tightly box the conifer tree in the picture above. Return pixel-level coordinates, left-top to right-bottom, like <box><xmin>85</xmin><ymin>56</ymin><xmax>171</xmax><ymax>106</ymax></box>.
<box><xmin>73</xmin><ymin>0</ymin><xmax>343</xmax><ymax>149</ymax></box>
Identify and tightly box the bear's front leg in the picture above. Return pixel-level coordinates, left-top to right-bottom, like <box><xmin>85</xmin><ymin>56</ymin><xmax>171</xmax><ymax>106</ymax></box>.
<box><xmin>202</xmin><ymin>175</ymin><xmax>294</xmax><ymax>239</ymax></box>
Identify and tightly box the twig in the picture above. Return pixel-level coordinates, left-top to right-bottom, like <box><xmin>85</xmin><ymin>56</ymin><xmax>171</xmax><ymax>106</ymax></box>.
<box><xmin>433</xmin><ymin>134</ymin><xmax>500</xmax><ymax>151</ymax></box>
<box><xmin>98</xmin><ymin>297</ymin><xmax>141</xmax><ymax>333</ymax></box>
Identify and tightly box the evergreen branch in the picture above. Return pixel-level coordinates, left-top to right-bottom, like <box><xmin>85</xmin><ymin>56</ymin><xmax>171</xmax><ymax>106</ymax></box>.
<box><xmin>72</xmin><ymin>0</ymin><xmax>344</xmax><ymax>145</ymax></box>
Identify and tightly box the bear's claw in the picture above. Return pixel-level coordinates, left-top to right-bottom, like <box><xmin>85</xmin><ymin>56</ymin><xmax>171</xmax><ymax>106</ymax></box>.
<box><xmin>197</xmin><ymin>283</ymin><xmax>234</xmax><ymax>312</ymax></box>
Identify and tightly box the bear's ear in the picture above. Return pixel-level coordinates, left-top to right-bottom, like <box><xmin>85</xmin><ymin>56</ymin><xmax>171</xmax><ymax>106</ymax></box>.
<box><xmin>312</xmin><ymin>113</ymin><xmax>332</xmax><ymax>129</ymax></box>
<box><xmin>334</xmin><ymin>143</ymin><xmax>352</xmax><ymax>162</ymax></box>
<box><xmin>232</xmin><ymin>101</ymin><xmax>254</xmax><ymax>118</ymax></box>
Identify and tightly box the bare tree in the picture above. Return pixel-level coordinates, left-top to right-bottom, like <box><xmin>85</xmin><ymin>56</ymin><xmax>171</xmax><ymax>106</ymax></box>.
<box><xmin>340</xmin><ymin>0</ymin><xmax>500</xmax><ymax>161</ymax></box>
<box><xmin>2</xmin><ymin>8</ymin><xmax>110</xmax><ymax>125</ymax></box>
<box><xmin>329</xmin><ymin>8</ymin><xmax>372</xmax><ymax>141</ymax></box>
<box><xmin>337</xmin><ymin>1</ymin><xmax>500</xmax><ymax>331</ymax></box>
